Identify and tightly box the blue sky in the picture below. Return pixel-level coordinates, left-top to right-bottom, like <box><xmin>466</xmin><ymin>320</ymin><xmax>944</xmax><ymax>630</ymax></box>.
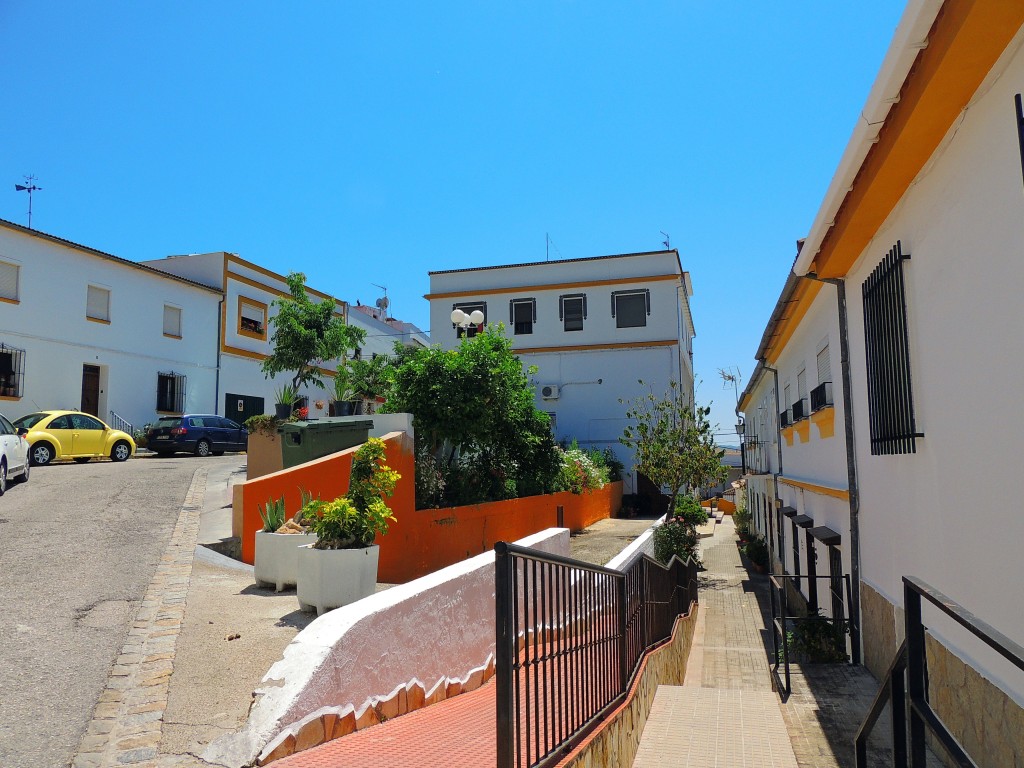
<box><xmin>1</xmin><ymin>2</ymin><xmax>905</xmax><ymax>441</ymax></box>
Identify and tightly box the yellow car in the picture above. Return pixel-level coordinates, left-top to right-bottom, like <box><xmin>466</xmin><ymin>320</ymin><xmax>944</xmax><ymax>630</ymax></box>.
<box><xmin>12</xmin><ymin>410</ymin><xmax>136</xmax><ymax>465</ymax></box>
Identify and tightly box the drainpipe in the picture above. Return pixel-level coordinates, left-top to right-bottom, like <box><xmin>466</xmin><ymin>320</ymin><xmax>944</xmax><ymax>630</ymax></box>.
<box><xmin>763</xmin><ymin>363</ymin><xmax>784</xmax><ymax>572</ymax></box>
<box><xmin>801</xmin><ymin>272</ymin><xmax>862</xmax><ymax>665</ymax></box>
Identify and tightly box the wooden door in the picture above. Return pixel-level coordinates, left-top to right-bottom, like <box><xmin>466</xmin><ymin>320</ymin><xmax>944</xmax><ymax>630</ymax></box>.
<box><xmin>81</xmin><ymin>365</ymin><xmax>100</xmax><ymax>416</ymax></box>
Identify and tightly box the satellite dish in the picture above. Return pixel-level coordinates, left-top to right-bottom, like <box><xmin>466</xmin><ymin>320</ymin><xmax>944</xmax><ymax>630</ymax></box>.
<box><xmin>376</xmin><ymin>296</ymin><xmax>390</xmax><ymax>311</ymax></box>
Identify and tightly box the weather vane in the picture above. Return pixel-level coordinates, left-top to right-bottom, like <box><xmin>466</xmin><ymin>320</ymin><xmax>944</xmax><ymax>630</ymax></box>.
<box><xmin>660</xmin><ymin>231</ymin><xmax>671</xmax><ymax>250</ymax></box>
<box><xmin>14</xmin><ymin>175</ymin><xmax>42</xmax><ymax>229</ymax></box>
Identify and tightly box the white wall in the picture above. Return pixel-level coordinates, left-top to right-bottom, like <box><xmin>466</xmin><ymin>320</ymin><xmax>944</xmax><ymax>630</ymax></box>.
<box><xmin>843</xmin><ymin>31</ymin><xmax>1024</xmax><ymax>701</ymax></box>
<box><xmin>0</xmin><ymin>226</ymin><xmax>220</xmax><ymax>430</ymax></box>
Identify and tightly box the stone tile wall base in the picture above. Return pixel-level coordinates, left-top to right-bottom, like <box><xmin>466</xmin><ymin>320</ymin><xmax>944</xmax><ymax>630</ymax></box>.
<box><xmin>257</xmin><ymin>656</ymin><xmax>497</xmax><ymax>765</ymax></box>
<box><xmin>552</xmin><ymin>604</ymin><xmax>698</xmax><ymax>768</ymax></box>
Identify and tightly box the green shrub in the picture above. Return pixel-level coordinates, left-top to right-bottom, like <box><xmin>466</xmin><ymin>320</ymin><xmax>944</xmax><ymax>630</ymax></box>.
<box><xmin>555</xmin><ymin>445</ymin><xmax>608</xmax><ymax>494</ymax></box>
<box><xmin>791</xmin><ymin>611</ymin><xmax>849</xmax><ymax>663</ymax></box>
<box><xmin>743</xmin><ymin>535</ymin><xmax>769</xmax><ymax>568</ymax></box>
<box><xmin>733</xmin><ymin>505</ymin><xmax>753</xmax><ymax>538</ymax></box>
<box><xmin>258</xmin><ymin>496</ymin><xmax>287</xmax><ymax>532</ymax></box>
<box><xmin>652</xmin><ymin>518</ymin><xmax>701</xmax><ymax>566</ymax></box>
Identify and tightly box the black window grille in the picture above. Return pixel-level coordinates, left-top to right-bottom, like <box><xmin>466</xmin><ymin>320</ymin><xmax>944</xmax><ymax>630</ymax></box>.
<box><xmin>611</xmin><ymin>289</ymin><xmax>650</xmax><ymax>328</ymax></box>
<box><xmin>559</xmin><ymin>293</ymin><xmax>586</xmax><ymax>332</ymax></box>
<box><xmin>791</xmin><ymin>398</ymin><xmax>808</xmax><ymax>421</ymax></box>
<box><xmin>862</xmin><ymin>240</ymin><xmax>922</xmax><ymax>455</ymax></box>
<box><xmin>1015</xmin><ymin>94</ymin><xmax>1024</xmax><ymax>190</ymax></box>
<box><xmin>0</xmin><ymin>343</ymin><xmax>25</xmax><ymax>398</ymax></box>
<box><xmin>508</xmin><ymin>298</ymin><xmax>535</xmax><ymax>335</ymax></box>
<box><xmin>157</xmin><ymin>371</ymin><xmax>186</xmax><ymax>413</ymax></box>
<box><xmin>779</xmin><ymin>409</ymin><xmax>790</xmax><ymax>428</ymax></box>
<box><xmin>452</xmin><ymin>301</ymin><xmax>486</xmax><ymax>338</ymax></box>
<box><xmin>810</xmin><ymin>381</ymin><xmax>833</xmax><ymax>412</ymax></box>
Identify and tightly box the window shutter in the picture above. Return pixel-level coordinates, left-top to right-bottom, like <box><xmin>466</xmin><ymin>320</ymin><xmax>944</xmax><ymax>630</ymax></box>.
<box><xmin>163</xmin><ymin>305</ymin><xmax>182</xmax><ymax>336</ymax></box>
<box><xmin>87</xmin><ymin>286</ymin><xmax>110</xmax><ymax>320</ymax></box>
<box><xmin>0</xmin><ymin>261</ymin><xmax>18</xmax><ymax>301</ymax></box>
<box><xmin>816</xmin><ymin>344</ymin><xmax>831</xmax><ymax>384</ymax></box>
<box><xmin>797</xmin><ymin>368</ymin><xmax>807</xmax><ymax>401</ymax></box>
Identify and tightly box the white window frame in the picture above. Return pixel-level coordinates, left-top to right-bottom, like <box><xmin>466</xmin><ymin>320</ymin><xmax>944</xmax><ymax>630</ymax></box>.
<box><xmin>87</xmin><ymin>285</ymin><xmax>111</xmax><ymax>323</ymax></box>
<box><xmin>163</xmin><ymin>304</ymin><xmax>182</xmax><ymax>338</ymax></box>
<box><xmin>0</xmin><ymin>260</ymin><xmax>20</xmax><ymax>303</ymax></box>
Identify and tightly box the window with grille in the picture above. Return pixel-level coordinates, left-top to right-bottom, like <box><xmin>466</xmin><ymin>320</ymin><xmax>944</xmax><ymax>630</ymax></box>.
<box><xmin>0</xmin><ymin>344</ymin><xmax>25</xmax><ymax>397</ymax></box>
<box><xmin>87</xmin><ymin>285</ymin><xmax>111</xmax><ymax>322</ymax></box>
<box><xmin>163</xmin><ymin>305</ymin><xmax>182</xmax><ymax>338</ymax></box>
<box><xmin>452</xmin><ymin>301</ymin><xmax>486</xmax><ymax>338</ymax></box>
<box><xmin>509</xmin><ymin>298</ymin><xmax>536</xmax><ymax>335</ymax></box>
<box><xmin>611</xmin><ymin>289</ymin><xmax>650</xmax><ymax>328</ymax></box>
<box><xmin>862</xmin><ymin>240</ymin><xmax>922</xmax><ymax>455</ymax></box>
<box><xmin>0</xmin><ymin>261</ymin><xmax>19</xmax><ymax>302</ymax></box>
<box><xmin>238</xmin><ymin>297</ymin><xmax>267</xmax><ymax>338</ymax></box>
<box><xmin>559</xmin><ymin>294</ymin><xmax>586</xmax><ymax>332</ymax></box>
<box><xmin>793</xmin><ymin>367</ymin><xmax>808</xmax><ymax>421</ymax></box>
<box><xmin>811</xmin><ymin>338</ymin><xmax>833</xmax><ymax>411</ymax></box>
<box><xmin>157</xmin><ymin>371</ymin><xmax>186</xmax><ymax>413</ymax></box>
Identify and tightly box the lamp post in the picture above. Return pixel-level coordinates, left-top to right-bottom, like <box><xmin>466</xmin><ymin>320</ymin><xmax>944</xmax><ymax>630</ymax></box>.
<box><xmin>451</xmin><ymin>308</ymin><xmax>485</xmax><ymax>335</ymax></box>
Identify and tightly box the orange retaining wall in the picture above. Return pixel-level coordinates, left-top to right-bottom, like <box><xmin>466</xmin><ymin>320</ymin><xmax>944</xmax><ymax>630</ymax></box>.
<box><xmin>236</xmin><ymin>435</ymin><xmax>621</xmax><ymax>583</ymax></box>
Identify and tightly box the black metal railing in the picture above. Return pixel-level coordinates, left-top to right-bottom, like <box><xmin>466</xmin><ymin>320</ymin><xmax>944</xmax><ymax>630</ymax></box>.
<box><xmin>779</xmin><ymin>409</ymin><xmax>791</xmax><ymax>428</ymax></box>
<box><xmin>810</xmin><ymin>381</ymin><xmax>833</xmax><ymax>412</ymax></box>
<box><xmin>495</xmin><ymin>542</ymin><xmax>698</xmax><ymax>768</ymax></box>
<box><xmin>769</xmin><ymin>573</ymin><xmax>855</xmax><ymax>700</ymax></box>
<box><xmin>854</xmin><ymin>577</ymin><xmax>1024</xmax><ymax>767</ymax></box>
<box><xmin>744</xmin><ymin>438</ymin><xmax>771</xmax><ymax>475</ymax></box>
<box><xmin>792</xmin><ymin>398</ymin><xmax>808</xmax><ymax>421</ymax></box>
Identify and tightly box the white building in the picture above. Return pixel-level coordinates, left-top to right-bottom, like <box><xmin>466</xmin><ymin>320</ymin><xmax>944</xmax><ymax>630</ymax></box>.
<box><xmin>739</xmin><ymin>1</ymin><xmax>1024</xmax><ymax>759</ymax></box>
<box><xmin>427</xmin><ymin>250</ymin><xmax>695</xmax><ymax>493</ymax></box>
<box><xmin>0</xmin><ymin>219</ymin><xmax>222</xmax><ymax>430</ymax></box>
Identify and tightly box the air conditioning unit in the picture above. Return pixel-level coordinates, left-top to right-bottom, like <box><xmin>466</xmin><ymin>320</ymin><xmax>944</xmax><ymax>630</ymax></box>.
<box><xmin>540</xmin><ymin>384</ymin><xmax>560</xmax><ymax>400</ymax></box>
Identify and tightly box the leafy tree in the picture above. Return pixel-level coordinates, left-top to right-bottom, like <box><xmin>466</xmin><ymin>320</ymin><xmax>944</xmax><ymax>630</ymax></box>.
<box><xmin>619</xmin><ymin>380</ymin><xmax>726</xmax><ymax>516</ymax></box>
<box><xmin>385</xmin><ymin>326</ymin><xmax>560</xmax><ymax>507</ymax></box>
<box><xmin>261</xmin><ymin>272</ymin><xmax>366</xmax><ymax>393</ymax></box>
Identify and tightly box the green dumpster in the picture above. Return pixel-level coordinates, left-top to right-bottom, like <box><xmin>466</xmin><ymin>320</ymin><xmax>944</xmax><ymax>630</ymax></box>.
<box><xmin>278</xmin><ymin>418</ymin><xmax>374</xmax><ymax>469</ymax></box>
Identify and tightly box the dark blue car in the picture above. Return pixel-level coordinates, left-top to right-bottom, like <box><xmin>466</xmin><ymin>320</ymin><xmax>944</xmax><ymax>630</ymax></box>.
<box><xmin>146</xmin><ymin>414</ymin><xmax>248</xmax><ymax>457</ymax></box>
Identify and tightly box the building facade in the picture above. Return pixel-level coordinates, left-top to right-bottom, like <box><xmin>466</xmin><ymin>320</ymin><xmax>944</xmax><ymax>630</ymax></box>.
<box><xmin>427</xmin><ymin>250</ymin><xmax>695</xmax><ymax>493</ymax></box>
<box><xmin>739</xmin><ymin>1</ymin><xmax>1024</xmax><ymax>760</ymax></box>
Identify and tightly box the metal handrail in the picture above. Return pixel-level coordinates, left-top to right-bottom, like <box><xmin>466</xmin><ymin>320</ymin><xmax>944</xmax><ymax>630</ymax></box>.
<box><xmin>853</xmin><ymin>577</ymin><xmax>1024</xmax><ymax>767</ymax></box>
<box><xmin>495</xmin><ymin>541</ymin><xmax>698</xmax><ymax>768</ymax></box>
<box><xmin>108</xmin><ymin>410</ymin><xmax>133</xmax><ymax>436</ymax></box>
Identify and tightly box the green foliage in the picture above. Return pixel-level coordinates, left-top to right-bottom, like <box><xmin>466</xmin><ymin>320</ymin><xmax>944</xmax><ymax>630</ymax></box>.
<box><xmin>244</xmin><ymin>414</ymin><xmax>286</xmax><ymax>436</ymax></box>
<box><xmin>346</xmin><ymin>354</ymin><xmax>393</xmax><ymax>401</ymax></box>
<box><xmin>385</xmin><ymin>326</ymin><xmax>561</xmax><ymax>508</ymax></box>
<box><xmin>652</xmin><ymin>517</ymin><xmax>701</xmax><ymax>566</ymax></box>
<box><xmin>554</xmin><ymin>445</ymin><xmax>608</xmax><ymax>494</ymax></box>
<box><xmin>733</xmin><ymin>503</ymin><xmax>753</xmax><ymax>539</ymax></box>
<box><xmin>594</xmin><ymin>447</ymin><xmax>624</xmax><ymax>482</ymax></box>
<box><xmin>261</xmin><ymin>272</ymin><xmax>367</xmax><ymax>392</ymax></box>
<box><xmin>743</xmin><ymin>535</ymin><xmax>769</xmax><ymax>568</ymax></box>
<box><xmin>791</xmin><ymin>612</ymin><xmax>849</xmax><ymax>663</ymax></box>
<box><xmin>258</xmin><ymin>495</ymin><xmax>287</xmax><ymax>532</ymax></box>
<box><xmin>620</xmin><ymin>380</ymin><xmax>727</xmax><ymax>517</ymax></box>
<box><xmin>274</xmin><ymin>383</ymin><xmax>298</xmax><ymax>406</ymax></box>
<box><xmin>302</xmin><ymin>438</ymin><xmax>399</xmax><ymax>549</ymax></box>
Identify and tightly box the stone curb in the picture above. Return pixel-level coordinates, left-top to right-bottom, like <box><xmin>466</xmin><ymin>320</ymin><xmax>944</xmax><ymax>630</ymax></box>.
<box><xmin>72</xmin><ymin>468</ymin><xmax>209</xmax><ymax>768</ymax></box>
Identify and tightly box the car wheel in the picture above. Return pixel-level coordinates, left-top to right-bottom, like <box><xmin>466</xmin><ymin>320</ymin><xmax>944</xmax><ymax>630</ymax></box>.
<box><xmin>74</xmin><ymin>457</ymin><xmax>91</xmax><ymax>464</ymax></box>
<box><xmin>0</xmin><ymin>459</ymin><xmax>6</xmax><ymax>496</ymax></box>
<box><xmin>32</xmin><ymin>443</ymin><xmax>54</xmax><ymax>466</ymax></box>
<box><xmin>111</xmin><ymin>441</ymin><xmax>131</xmax><ymax>462</ymax></box>
<box><xmin>195</xmin><ymin>439</ymin><xmax>212</xmax><ymax>458</ymax></box>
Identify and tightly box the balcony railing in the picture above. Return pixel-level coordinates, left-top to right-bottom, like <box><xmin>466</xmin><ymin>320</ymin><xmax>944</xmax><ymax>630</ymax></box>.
<box><xmin>743</xmin><ymin>438</ymin><xmax>771</xmax><ymax>475</ymax></box>
<box><xmin>495</xmin><ymin>542</ymin><xmax>698</xmax><ymax>768</ymax></box>
<box><xmin>791</xmin><ymin>398</ymin><xmax>808</xmax><ymax>422</ymax></box>
<box><xmin>779</xmin><ymin>409</ymin><xmax>791</xmax><ymax>428</ymax></box>
<box><xmin>810</xmin><ymin>381</ymin><xmax>833</xmax><ymax>412</ymax></box>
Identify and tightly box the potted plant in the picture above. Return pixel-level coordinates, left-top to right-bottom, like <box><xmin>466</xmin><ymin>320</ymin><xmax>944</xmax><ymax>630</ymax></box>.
<box><xmin>274</xmin><ymin>384</ymin><xmax>297</xmax><ymax>420</ymax></box>
<box><xmin>331</xmin><ymin>363</ymin><xmax>358</xmax><ymax>416</ymax></box>
<box><xmin>254</xmin><ymin>493</ymin><xmax>318</xmax><ymax>592</ymax></box>
<box><xmin>296</xmin><ymin>438</ymin><xmax>400</xmax><ymax>614</ymax></box>
<box><xmin>743</xmin><ymin>535</ymin><xmax>769</xmax><ymax>573</ymax></box>
<box><xmin>347</xmin><ymin>355</ymin><xmax>392</xmax><ymax>415</ymax></box>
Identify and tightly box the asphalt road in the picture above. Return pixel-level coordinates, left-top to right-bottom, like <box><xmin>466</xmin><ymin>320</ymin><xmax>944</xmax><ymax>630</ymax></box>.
<box><xmin>0</xmin><ymin>452</ymin><xmax>241</xmax><ymax>768</ymax></box>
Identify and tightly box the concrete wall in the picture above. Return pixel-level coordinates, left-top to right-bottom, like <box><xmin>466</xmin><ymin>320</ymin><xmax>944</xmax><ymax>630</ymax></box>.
<box><xmin>0</xmin><ymin>224</ymin><xmax>221</xmax><ymax>429</ymax></box>
<box><xmin>205</xmin><ymin>528</ymin><xmax>571</xmax><ymax>767</ymax></box>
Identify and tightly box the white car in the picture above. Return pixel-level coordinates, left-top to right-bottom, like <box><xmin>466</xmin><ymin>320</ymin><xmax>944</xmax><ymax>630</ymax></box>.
<box><xmin>0</xmin><ymin>412</ymin><xmax>30</xmax><ymax>494</ymax></box>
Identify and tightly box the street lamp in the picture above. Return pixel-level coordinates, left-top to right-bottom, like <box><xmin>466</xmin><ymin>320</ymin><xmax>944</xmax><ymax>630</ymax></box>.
<box><xmin>735</xmin><ymin>418</ymin><xmax>745</xmax><ymax>436</ymax></box>
<box><xmin>451</xmin><ymin>308</ymin><xmax>485</xmax><ymax>332</ymax></box>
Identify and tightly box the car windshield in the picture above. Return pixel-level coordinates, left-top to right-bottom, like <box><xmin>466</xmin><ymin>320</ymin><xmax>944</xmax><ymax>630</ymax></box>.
<box><xmin>153</xmin><ymin>417</ymin><xmax>182</xmax><ymax>429</ymax></box>
<box><xmin>13</xmin><ymin>412</ymin><xmax>48</xmax><ymax>429</ymax></box>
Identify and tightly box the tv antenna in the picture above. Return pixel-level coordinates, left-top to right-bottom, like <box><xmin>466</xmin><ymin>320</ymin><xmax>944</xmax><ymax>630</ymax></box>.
<box><xmin>660</xmin><ymin>231</ymin><xmax>671</xmax><ymax>250</ymax></box>
<box><xmin>371</xmin><ymin>283</ymin><xmax>389</xmax><ymax>320</ymax></box>
<box><xmin>15</xmin><ymin>175</ymin><xmax>42</xmax><ymax>229</ymax></box>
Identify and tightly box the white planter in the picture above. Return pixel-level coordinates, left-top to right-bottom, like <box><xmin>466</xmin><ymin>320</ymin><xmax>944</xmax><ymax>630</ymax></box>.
<box><xmin>254</xmin><ymin>531</ymin><xmax>317</xmax><ymax>592</ymax></box>
<box><xmin>297</xmin><ymin>543</ymin><xmax>379</xmax><ymax>615</ymax></box>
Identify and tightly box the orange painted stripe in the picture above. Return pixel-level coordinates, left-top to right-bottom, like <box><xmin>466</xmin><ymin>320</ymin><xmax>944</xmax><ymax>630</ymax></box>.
<box><xmin>778</xmin><ymin>476</ymin><xmax>849</xmax><ymax>501</ymax></box>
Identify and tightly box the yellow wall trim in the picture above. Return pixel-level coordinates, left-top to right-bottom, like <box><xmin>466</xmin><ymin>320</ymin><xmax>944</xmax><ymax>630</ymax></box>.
<box><xmin>226</xmin><ymin>254</ymin><xmax>336</xmax><ymax>302</ymax></box>
<box><xmin>237</xmin><ymin>296</ymin><xmax>269</xmax><ymax>341</ymax></box>
<box><xmin>794</xmin><ymin>419</ymin><xmax>810</xmax><ymax>444</ymax></box>
<box><xmin>812</xmin><ymin>406</ymin><xmax>836</xmax><ymax>439</ymax></box>
<box><xmin>782</xmin><ymin>425</ymin><xmax>795</xmax><ymax>447</ymax></box>
<box><xmin>513</xmin><ymin>339</ymin><xmax>678</xmax><ymax>355</ymax></box>
<box><xmin>86</xmin><ymin>316</ymin><xmax>111</xmax><ymax>325</ymax></box>
<box><xmin>778</xmin><ymin>476</ymin><xmax>849</xmax><ymax>501</ymax></box>
<box><xmin>0</xmin><ymin>297</ymin><xmax>19</xmax><ymax>305</ymax></box>
<box><xmin>425</xmin><ymin>273</ymin><xmax>680</xmax><ymax>301</ymax></box>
